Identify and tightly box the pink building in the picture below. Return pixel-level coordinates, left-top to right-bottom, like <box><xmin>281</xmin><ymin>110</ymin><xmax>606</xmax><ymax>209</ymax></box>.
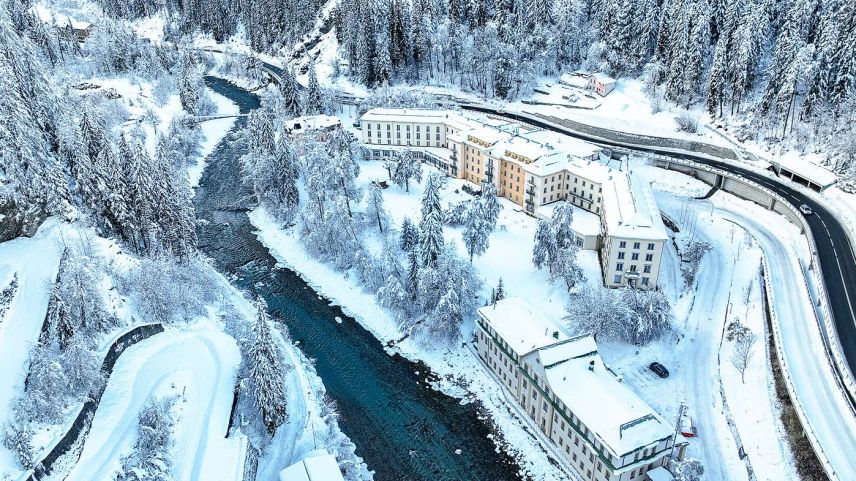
<box><xmin>588</xmin><ymin>73</ymin><xmax>616</xmax><ymax>97</ymax></box>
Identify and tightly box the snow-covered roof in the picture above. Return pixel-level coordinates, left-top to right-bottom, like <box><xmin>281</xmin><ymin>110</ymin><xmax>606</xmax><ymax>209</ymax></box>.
<box><xmin>286</xmin><ymin>115</ymin><xmax>341</xmax><ymax>133</ymax></box>
<box><xmin>467</xmin><ymin>126</ymin><xmax>512</xmax><ymax>146</ymax></box>
<box><xmin>544</xmin><ymin>354</ymin><xmax>673</xmax><ymax>457</ymax></box>
<box><xmin>279</xmin><ymin>450</ymin><xmax>344</xmax><ymax>481</ymax></box>
<box><xmin>602</xmin><ymin>172</ymin><xmax>668</xmax><ymax>241</ymax></box>
<box><xmin>536</xmin><ymin>202</ymin><xmax>602</xmax><ymax>238</ymax></box>
<box><xmin>360</xmin><ymin>108</ymin><xmax>460</xmax><ymax>125</ymax></box>
<box><xmin>771</xmin><ymin>156</ymin><xmax>837</xmax><ymax>189</ymax></box>
<box><xmin>646</xmin><ymin>466</ymin><xmax>675</xmax><ymax>481</ymax></box>
<box><xmin>531</xmin><ymin>334</ymin><xmax>598</xmax><ymax>367</ymax></box>
<box><xmin>29</xmin><ymin>4</ymin><xmax>92</xmax><ymax>30</ymax></box>
<box><xmin>590</xmin><ymin>73</ymin><xmax>616</xmax><ymax>85</ymax></box>
<box><xmin>477</xmin><ymin>297</ymin><xmax>569</xmax><ymax>357</ymax></box>
<box><xmin>559</xmin><ymin>73</ymin><xmax>589</xmax><ymax>88</ymax></box>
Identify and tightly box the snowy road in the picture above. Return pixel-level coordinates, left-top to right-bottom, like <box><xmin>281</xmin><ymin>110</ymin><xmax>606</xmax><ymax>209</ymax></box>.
<box><xmin>64</xmin><ymin>326</ymin><xmax>242</xmax><ymax>481</ymax></box>
<box><xmin>710</xmin><ymin>198</ymin><xmax>856</xmax><ymax>480</ymax></box>
<box><xmin>0</xmin><ymin>219</ymin><xmax>64</xmax><ymax>474</ymax></box>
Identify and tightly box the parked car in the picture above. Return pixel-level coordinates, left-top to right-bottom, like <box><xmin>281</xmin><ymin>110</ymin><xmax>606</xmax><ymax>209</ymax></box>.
<box><xmin>799</xmin><ymin>204</ymin><xmax>813</xmax><ymax>215</ymax></box>
<box><xmin>649</xmin><ymin>362</ymin><xmax>670</xmax><ymax>378</ymax></box>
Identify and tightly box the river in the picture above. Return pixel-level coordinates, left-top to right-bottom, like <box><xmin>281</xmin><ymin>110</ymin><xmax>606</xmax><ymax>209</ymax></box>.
<box><xmin>194</xmin><ymin>77</ymin><xmax>523</xmax><ymax>481</ymax></box>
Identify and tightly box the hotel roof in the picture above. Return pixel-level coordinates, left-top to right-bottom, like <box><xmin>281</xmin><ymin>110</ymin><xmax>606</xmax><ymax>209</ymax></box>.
<box><xmin>602</xmin><ymin>172</ymin><xmax>668</xmax><ymax>241</ymax></box>
<box><xmin>477</xmin><ymin>297</ymin><xmax>570</xmax><ymax>357</ymax></box>
<box><xmin>544</xmin><ymin>353</ymin><xmax>673</xmax><ymax>457</ymax></box>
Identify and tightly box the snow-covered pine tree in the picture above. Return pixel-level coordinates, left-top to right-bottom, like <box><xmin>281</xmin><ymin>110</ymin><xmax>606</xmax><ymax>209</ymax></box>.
<box><xmin>392</xmin><ymin>150</ymin><xmax>423</xmax><ymax>192</ymax></box>
<box><xmin>707</xmin><ymin>36</ymin><xmax>727</xmax><ymax>117</ymax></box>
<box><xmin>419</xmin><ymin>174</ymin><xmax>445</xmax><ymax>267</ymax></box>
<box><xmin>425</xmin><ymin>287</ymin><xmax>462</xmax><ymax>344</ymax></box>
<box><xmin>365</xmin><ymin>182</ymin><xmax>388</xmax><ymax>232</ymax></box>
<box><xmin>462</xmin><ymin>201</ymin><xmax>489</xmax><ymax>260</ymax></box>
<box><xmin>178</xmin><ymin>53</ymin><xmax>200</xmax><ymax>114</ymax></box>
<box><xmin>400</xmin><ymin>216</ymin><xmax>419</xmax><ymax>251</ymax></box>
<box><xmin>248</xmin><ymin>297</ymin><xmax>288</xmax><ymax>434</ymax></box>
<box><xmin>279</xmin><ymin>66</ymin><xmax>302</xmax><ymax>117</ymax></box>
<box><xmin>2</xmin><ymin>422</ymin><xmax>34</xmax><ymax>469</ymax></box>
<box><xmin>491</xmin><ymin>277</ymin><xmax>505</xmax><ymax>304</ymax></box>
<box><xmin>407</xmin><ymin>248</ymin><xmax>420</xmax><ymax>302</ymax></box>
<box><xmin>305</xmin><ymin>61</ymin><xmax>323</xmax><ymax>115</ymax></box>
<box><xmin>532</xmin><ymin>219</ymin><xmax>555</xmax><ymax>269</ymax></box>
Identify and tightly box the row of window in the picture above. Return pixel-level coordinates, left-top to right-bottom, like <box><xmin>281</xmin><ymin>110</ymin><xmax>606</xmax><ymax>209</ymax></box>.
<box><xmin>617</xmin><ymin>252</ymin><xmax>654</xmax><ymax>261</ymax></box>
<box><xmin>618</xmin><ymin>241</ymin><xmax>656</xmax><ymax>250</ymax></box>
<box><xmin>365</xmin><ymin>123</ymin><xmax>442</xmax><ymax>133</ymax></box>
<box><xmin>612</xmin><ymin>274</ymin><xmax>651</xmax><ymax>286</ymax></box>
<box><xmin>615</xmin><ymin>263</ymin><xmax>653</xmax><ymax>274</ymax></box>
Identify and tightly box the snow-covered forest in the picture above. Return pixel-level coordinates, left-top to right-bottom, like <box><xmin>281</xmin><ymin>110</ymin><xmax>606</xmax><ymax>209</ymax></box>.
<box><xmin>94</xmin><ymin>0</ymin><xmax>856</xmax><ymax>179</ymax></box>
<box><xmin>0</xmin><ymin>1</ymin><xmax>366</xmax><ymax>479</ymax></box>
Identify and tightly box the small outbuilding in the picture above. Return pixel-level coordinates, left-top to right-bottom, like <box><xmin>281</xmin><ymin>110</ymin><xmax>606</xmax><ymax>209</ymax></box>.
<box><xmin>278</xmin><ymin>449</ymin><xmax>345</xmax><ymax>481</ymax></box>
<box><xmin>587</xmin><ymin>73</ymin><xmax>616</xmax><ymax>97</ymax></box>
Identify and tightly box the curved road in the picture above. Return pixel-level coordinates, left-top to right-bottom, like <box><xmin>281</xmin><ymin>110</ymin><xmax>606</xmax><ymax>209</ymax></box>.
<box><xmin>64</xmin><ymin>329</ymin><xmax>242</xmax><ymax>481</ymax></box>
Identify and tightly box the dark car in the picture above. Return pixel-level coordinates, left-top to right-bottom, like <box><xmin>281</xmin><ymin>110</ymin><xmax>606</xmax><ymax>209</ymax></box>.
<box><xmin>649</xmin><ymin>362</ymin><xmax>670</xmax><ymax>378</ymax></box>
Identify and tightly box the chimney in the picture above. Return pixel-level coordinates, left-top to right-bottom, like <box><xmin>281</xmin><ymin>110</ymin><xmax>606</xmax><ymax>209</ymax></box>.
<box><xmin>588</xmin><ymin>360</ymin><xmax>595</xmax><ymax>372</ymax></box>
<box><xmin>552</xmin><ymin>331</ymin><xmax>559</xmax><ymax>339</ymax></box>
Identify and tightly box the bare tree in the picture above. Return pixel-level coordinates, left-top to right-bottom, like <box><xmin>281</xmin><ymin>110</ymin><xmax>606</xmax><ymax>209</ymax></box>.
<box><xmin>731</xmin><ymin>330</ymin><xmax>757</xmax><ymax>384</ymax></box>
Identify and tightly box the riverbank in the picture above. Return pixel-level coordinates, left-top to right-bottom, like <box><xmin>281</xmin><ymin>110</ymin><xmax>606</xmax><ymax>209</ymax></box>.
<box><xmin>196</xmin><ymin>77</ymin><xmax>523</xmax><ymax>480</ymax></box>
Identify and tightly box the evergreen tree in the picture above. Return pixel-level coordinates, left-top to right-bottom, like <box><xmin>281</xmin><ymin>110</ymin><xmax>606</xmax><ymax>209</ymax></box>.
<box><xmin>707</xmin><ymin>37</ymin><xmax>727</xmax><ymax>117</ymax></box>
<box><xmin>462</xmin><ymin>201</ymin><xmax>489</xmax><ymax>260</ymax></box>
<box><xmin>365</xmin><ymin>182</ymin><xmax>388</xmax><ymax>232</ymax></box>
<box><xmin>392</xmin><ymin>150</ymin><xmax>423</xmax><ymax>192</ymax></box>
<box><xmin>305</xmin><ymin>61</ymin><xmax>323</xmax><ymax>115</ymax></box>
<box><xmin>490</xmin><ymin>277</ymin><xmax>506</xmax><ymax>304</ymax></box>
<box><xmin>419</xmin><ymin>174</ymin><xmax>445</xmax><ymax>267</ymax></box>
<box><xmin>248</xmin><ymin>297</ymin><xmax>288</xmax><ymax>433</ymax></box>
<box><xmin>400</xmin><ymin>216</ymin><xmax>419</xmax><ymax>251</ymax></box>
<box><xmin>407</xmin><ymin>248</ymin><xmax>420</xmax><ymax>302</ymax></box>
<box><xmin>279</xmin><ymin>66</ymin><xmax>302</xmax><ymax>117</ymax></box>
<box><xmin>532</xmin><ymin>219</ymin><xmax>555</xmax><ymax>269</ymax></box>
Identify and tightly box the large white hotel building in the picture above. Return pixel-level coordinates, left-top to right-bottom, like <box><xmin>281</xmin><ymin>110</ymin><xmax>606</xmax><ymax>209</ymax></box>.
<box><xmin>476</xmin><ymin>297</ymin><xmax>682</xmax><ymax>481</ymax></box>
<box><xmin>358</xmin><ymin>108</ymin><xmax>668</xmax><ymax>289</ymax></box>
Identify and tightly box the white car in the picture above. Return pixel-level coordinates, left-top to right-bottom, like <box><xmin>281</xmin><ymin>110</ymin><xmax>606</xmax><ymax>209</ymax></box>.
<box><xmin>799</xmin><ymin>204</ymin><xmax>813</xmax><ymax>215</ymax></box>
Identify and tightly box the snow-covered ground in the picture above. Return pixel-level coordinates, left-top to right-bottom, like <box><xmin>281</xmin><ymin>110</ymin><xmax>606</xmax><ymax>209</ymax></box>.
<box><xmin>0</xmin><ymin>219</ymin><xmax>66</xmax><ymax>476</ymax></box>
<box><xmin>249</xmin><ymin>163</ymin><xmax>599</xmax><ymax>480</ymax></box>
<box><xmin>247</xmin><ymin>150</ymin><xmax>824</xmax><ymax>480</ymax></box>
<box><xmin>63</xmin><ymin>322</ymin><xmax>243</xmax><ymax>481</ymax></box>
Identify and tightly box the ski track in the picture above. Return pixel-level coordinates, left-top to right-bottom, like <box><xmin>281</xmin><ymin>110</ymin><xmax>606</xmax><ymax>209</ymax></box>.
<box><xmin>63</xmin><ymin>328</ymin><xmax>241</xmax><ymax>481</ymax></box>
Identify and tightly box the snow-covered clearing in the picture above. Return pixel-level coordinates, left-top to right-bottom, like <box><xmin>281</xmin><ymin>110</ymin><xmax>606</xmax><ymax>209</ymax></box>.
<box><xmin>0</xmin><ymin>219</ymin><xmax>66</xmax><ymax>475</ymax></box>
<box><xmin>63</xmin><ymin>323</ymin><xmax>243</xmax><ymax>481</ymax></box>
